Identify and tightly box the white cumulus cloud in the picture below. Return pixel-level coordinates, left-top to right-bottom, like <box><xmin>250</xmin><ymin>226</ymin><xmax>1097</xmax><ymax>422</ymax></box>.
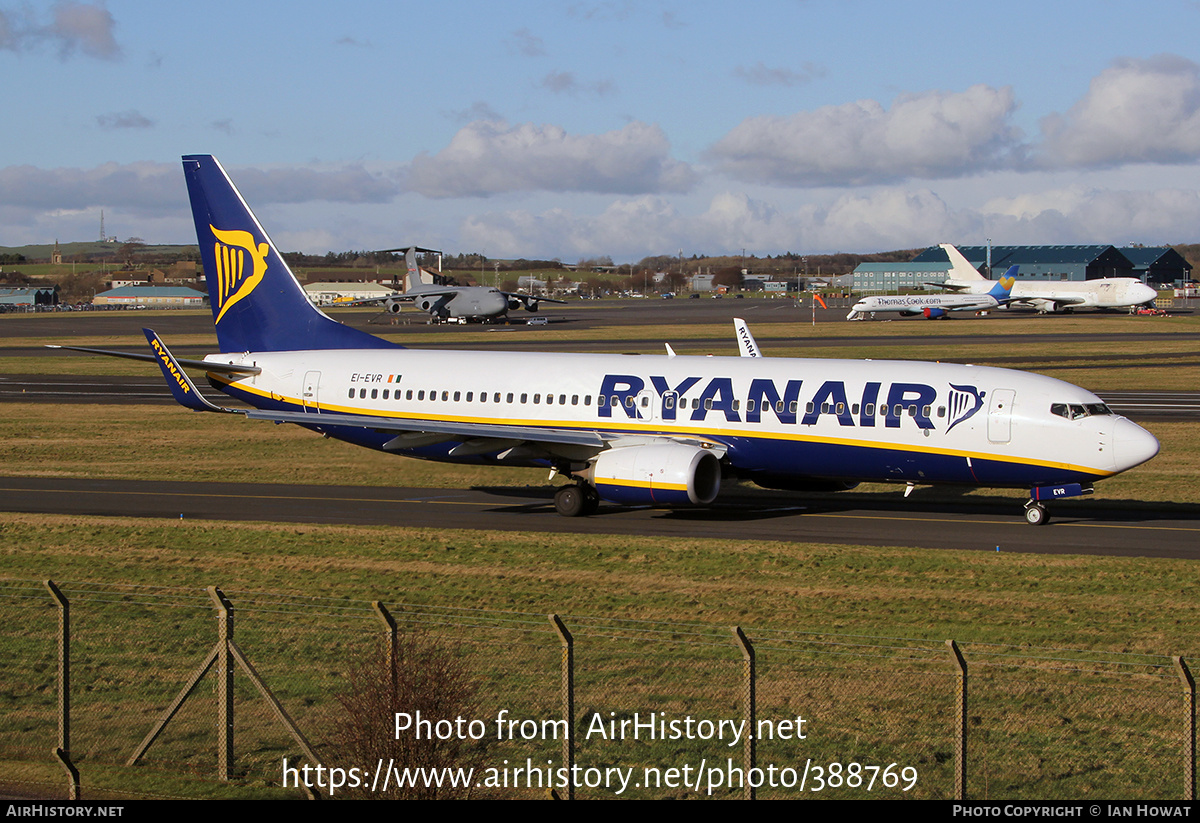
<box><xmin>708</xmin><ymin>85</ymin><xmax>1023</xmax><ymax>187</ymax></box>
<box><xmin>1038</xmin><ymin>55</ymin><xmax>1200</xmax><ymax>168</ymax></box>
<box><xmin>406</xmin><ymin>120</ymin><xmax>696</xmax><ymax>198</ymax></box>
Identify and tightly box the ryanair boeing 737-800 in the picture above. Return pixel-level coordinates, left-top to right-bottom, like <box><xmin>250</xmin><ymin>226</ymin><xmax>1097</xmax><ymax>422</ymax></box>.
<box><xmin>54</xmin><ymin>156</ymin><xmax>1160</xmax><ymax>526</ymax></box>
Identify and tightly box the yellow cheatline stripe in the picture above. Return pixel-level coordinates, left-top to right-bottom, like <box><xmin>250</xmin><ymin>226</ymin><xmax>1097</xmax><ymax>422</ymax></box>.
<box><xmin>595</xmin><ymin>477</ymin><xmax>689</xmax><ymax>491</ymax></box>
<box><xmin>208</xmin><ymin>374</ymin><xmax>1113</xmax><ymax>478</ymax></box>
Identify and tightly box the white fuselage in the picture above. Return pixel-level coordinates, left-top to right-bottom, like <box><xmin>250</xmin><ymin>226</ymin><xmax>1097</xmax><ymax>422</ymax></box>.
<box><xmin>848</xmin><ymin>292</ymin><xmax>999</xmax><ymax>320</ymax></box>
<box><xmin>946</xmin><ymin>277</ymin><xmax>1157</xmax><ymax>312</ymax></box>
<box><xmin>206</xmin><ymin>348</ymin><xmax>1158</xmax><ymax>491</ymax></box>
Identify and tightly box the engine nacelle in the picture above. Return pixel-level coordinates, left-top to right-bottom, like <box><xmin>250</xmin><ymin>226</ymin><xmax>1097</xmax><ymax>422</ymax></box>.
<box><xmin>524</xmin><ymin>300</ymin><xmax>539</xmax><ymax>312</ymax></box>
<box><xmin>507</xmin><ymin>297</ymin><xmax>524</xmax><ymax>311</ymax></box>
<box><xmin>385</xmin><ymin>298</ymin><xmax>403</xmax><ymax>314</ymax></box>
<box><xmin>923</xmin><ymin>307</ymin><xmax>946</xmax><ymax>319</ymax></box>
<box><xmin>588</xmin><ymin>443</ymin><xmax>721</xmax><ymax>506</ymax></box>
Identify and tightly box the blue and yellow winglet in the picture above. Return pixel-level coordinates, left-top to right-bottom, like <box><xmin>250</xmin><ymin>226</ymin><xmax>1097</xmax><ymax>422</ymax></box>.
<box><xmin>143</xmin><ymin>329</ymin><xmax>242</xmax><ymax>414</ymax></box>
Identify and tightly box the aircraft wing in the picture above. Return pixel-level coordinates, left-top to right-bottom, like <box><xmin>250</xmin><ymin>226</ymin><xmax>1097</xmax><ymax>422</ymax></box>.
<box><xmin>502</xmin><ymin>291</ymin><xmax>568</xmax><ymax>308</ymax></box>
<box><xmin>243</xmin><ymin>409</ymin><xmax>725</xmax><ymax>463</ymax></box>
<box><xmin>1009</xmin><ymin>295</ymin><xmax>1087</xmax><ymax>309</ymax></box>
<box><xmin>925</xmin><ymin>281</ymin><xmax>974</xmax><ymax>292</ymax></box>
<box><xmin>45</xmin><ymin>343</ymin><xmax>261</xmax><ymax>375</ymax></box>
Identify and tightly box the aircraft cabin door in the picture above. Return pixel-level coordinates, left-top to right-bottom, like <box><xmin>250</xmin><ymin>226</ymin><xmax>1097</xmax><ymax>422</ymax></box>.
<box><xmin>987</xmin><ymin>388</ymin><xmax>1015</xmax><ymax>443</ymax></box>
<box><xmin>302</xmin><ymin>370</ymin><xmax>321</xmax><ymax>413</ymax></box>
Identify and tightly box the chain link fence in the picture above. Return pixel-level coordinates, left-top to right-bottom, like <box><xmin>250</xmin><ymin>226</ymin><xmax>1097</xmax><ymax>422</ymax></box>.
<box><xmin>0</xmin><ymin>578</ymin><xmax>1192</xmax><ymax>800</ymax></box>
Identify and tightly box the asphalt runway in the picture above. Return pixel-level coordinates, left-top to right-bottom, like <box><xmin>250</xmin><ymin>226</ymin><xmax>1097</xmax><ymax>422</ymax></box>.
<box><xmin>1</xmin><ymin>475</ymin><xmax>1196</xmax><ymax>559</ymax></box>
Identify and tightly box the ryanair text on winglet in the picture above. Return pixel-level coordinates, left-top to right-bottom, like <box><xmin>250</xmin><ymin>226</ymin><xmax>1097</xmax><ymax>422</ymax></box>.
<box><xmin>150</xmin><ymin>338</ymin><xmax>192</xmax><ymax>395</ymax></box>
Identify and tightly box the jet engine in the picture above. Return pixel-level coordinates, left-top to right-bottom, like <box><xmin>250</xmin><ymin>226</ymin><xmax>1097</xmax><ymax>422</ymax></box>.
<box><xmin>385</xmin><ymin>298</ymin><xmax>403</xmax><ymax>314</ymax></box>
<box><xmin>587</xmin><ymin>443</ymin><xmax>721</xmax><ymax>506</ymax></box>
<box><xmin>923</xmin><ymin>307</ymin><xmax>946</xmax><ymax>319</ymax></box>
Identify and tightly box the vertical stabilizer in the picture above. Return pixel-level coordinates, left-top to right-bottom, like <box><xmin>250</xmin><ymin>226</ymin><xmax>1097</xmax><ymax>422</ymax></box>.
<box><xmin>940</xmin><ymin>243</ymin><xmax>986</xmax><ymax>282</ymax></box>
<box><xmin>182</xmin><ymin>155</ymin><xmax>398</xmax><ymax>353</ymax></box>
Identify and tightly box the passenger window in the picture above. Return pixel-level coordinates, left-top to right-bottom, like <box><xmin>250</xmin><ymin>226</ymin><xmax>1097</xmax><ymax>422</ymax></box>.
<box><xmin>560</xmin><ymin>395</ymin><xmax>567</xmax><ymax>405</ymax></box>
<box><xmin>789</xmin><ymin>401</ymin><xmax>798</xmax><ymax>414</ymax></box>
<box><xmin>572</xmin><ymin>395</ymin><xmax>579</xmax><ymax>405</ymax></box>
<box><xmin>626</xmin><ymin>396</ymin><xmax>635</xmax><ymax>408</ymax></box>
<box><xmin>704</xmin><ymin>398</ymin><xmax>713</xmax><ymax>410</ymax></box>
<box><xmin>495</xmin><ymin>393</ymin><xmax>501</xmax><ymax>403</ymax></box>
<box><xmin>835</xmin><ymin>402</ymin><xmax>844</xmax><ymax>415</ymax></box>
<box><xmin>851</xmin><ymin>404</ymin><xmax>859</xmax><ymax>415</ymax></box>
<box><xmin>776</xmin><ymin>401</ymin><xmax>785</xmax><ymax>413</ymax></box>
<box><xmin>418</xmin><ymin>390</ymin><xmax>425</xmax><ymax>400</ymax></box>
<box><xmin>584</xmin><ymin>396</ymin><xmax>591</xmax><ymax>405</ymax></box>
<box><xmin>382</xmin><ymin>389</ymin><xmax>389</xmax><ymax>399</ymax></box>
<box><xmin>922</xmin><ymin>405</ymin><xmax>931</xmax><ymax>417</ymax></box>
<box><xmin>598</xmin><ymin>395</ymin><xmax>606</xmax><ymax>407</ymax></box>
<box><xmin>347</xmin><ymin>389</ymin><xmax>354</xmax><ymax>399</ymax></box>
<box><xmin>506</xmin><ymin>393</ymin><xmax>514</xmax><ymax>403</ymax></box>
<box><xmin>806</xmin><ymin>402</ymin><xmax>814</xmax><ymax>414</ymax></box>
<box><xmin>466</xmin><ymin>392</ymin><xmax>473</xmax><ymax>402</ymax></box>
<box><xmin>442</xmin><ymin>391</ymin><xmax>449</xmax><ymax>401</ymax></box>
<box><xmin>641</xmin><ymin>396</ymin><xmax>650</xmax><ymax>407</ymax></box>
<box><xmin>371</xmin><ymin>389</ymin><xmax>378</xmax><ymax>399</ymax></box>
<box><xmin>937</xmin><ymin>406</ymin><xmax>945</xmax><ymax>418</ymax></box>
<box><xmin>359</xmin><ymin>389</ymin><xmax>367</xmax><ymax>399</ymax></box>
<box><xmin>534</xmin><ymin>394</ymin><xmax>541</xmax><ymax>404</ymax></box>
<box><xmin>454</xmin><ymin>391</ymin><xmax>460</xmax><ymax>402</ymax></box>
<box><xmin>521</xmin><ymin>393</ymin><xmax>528</xmax><ymax>404</ymax></box>
<box><xmin>865</xmin><ymin>403</ymin><xmax>875</xmax><ymax>416</ymax></box>
<box><xmin>746</xmin><ymin>400</ymin><xmax>755</xmax><ymax>412</ymax></box>
<box><xmin>406</xmin><ymin>390</ymin><xmax>413</xmax><ymax>400</ymax></box>
<box><xmin>545</xmin><ymin>394</ymin><xmax>552</xmax><ymax>405</ymax></box>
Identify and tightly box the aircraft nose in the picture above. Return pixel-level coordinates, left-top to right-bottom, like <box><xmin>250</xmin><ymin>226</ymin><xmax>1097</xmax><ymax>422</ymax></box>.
<box><xmin>1112</xmin><ymin>417</ymin><xmax>1159</xmax><ymax>473</ymax></box>
<box><xmin>1136</xmin><ymin>284</ymin><xmax>1158</xmax><ymax>303</ymax></box>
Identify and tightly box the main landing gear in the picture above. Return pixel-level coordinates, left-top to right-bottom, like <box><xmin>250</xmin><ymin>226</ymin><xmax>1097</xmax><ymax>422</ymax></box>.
<box><xmin>1024</xmin><ymin>501</ymin><xmax>1049</xmax><ymax>526</ymax></box>
<box><xmin>554</xmin><ymin>482</ymin><xmax>600</xmax><ymax>517</ymax></box>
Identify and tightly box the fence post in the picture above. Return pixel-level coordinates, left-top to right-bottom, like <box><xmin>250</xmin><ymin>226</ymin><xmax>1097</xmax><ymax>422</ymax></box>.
<box><xmin>947</xmin><ymin>639</ymin><xmax>967</xmax><ymax>800</ymax></box>
<box><xmin>1174</xmin><ymin>656</ymin><xmax>1195</xmax><ymax>800</ymax></box>
<box><xmin>549</xmin><ymin>614</ymin><xmax>575</xmax><ymax>800</ymax></box>
<box><xmin>733</xmin><ymin>626</ymin><xmax>756</xmax><ymax>800</ymax></box>
<box><xmin>43</xmin><ymin>580</ymin><xmax>78</xmax><ymax>800</ymax></box>
<box><xmin>208</xmin><ymin>586</ymin><xmax>234</xmax><ymax>781</ymax></box>
<box><xmin>373</xmin><ymin>601</ymin><xmax>398</xmax><ymax>696</ymax></box>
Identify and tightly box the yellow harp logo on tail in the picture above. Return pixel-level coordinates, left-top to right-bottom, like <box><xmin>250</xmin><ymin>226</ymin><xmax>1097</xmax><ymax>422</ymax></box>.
<box><xmin>211</xmin><ymin>225</ymin><xmax>269</xmax><ymax>323</ymax></box>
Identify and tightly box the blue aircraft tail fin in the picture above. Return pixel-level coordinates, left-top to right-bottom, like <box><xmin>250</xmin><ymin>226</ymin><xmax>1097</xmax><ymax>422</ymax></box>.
<box><xmin>182</xmin><ymin>155</ymin><xmax>399</xmax><ymax>353</ymax></box>
<box><xmin>988</xmin><ymin>265</ymin><xmax>1019</xmax><ymax>300</ymax></box>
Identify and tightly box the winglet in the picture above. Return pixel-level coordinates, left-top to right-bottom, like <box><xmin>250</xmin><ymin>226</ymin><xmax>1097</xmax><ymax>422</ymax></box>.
<box><xmin>143</xmin><ymin>329</ymin><xmax>237</xmax><ymax>413</ymax></box>
<box><xmin>734</xmin><ymin>318</ymin><xmax>762</xmax><ymax>357</ymax></box>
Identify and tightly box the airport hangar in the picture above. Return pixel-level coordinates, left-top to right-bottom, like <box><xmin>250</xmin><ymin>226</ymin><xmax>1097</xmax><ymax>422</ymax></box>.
<box><xmin>852</xmin><ymin>244</ymin><xmax>1192</xmax><ymax>293</ymax></box>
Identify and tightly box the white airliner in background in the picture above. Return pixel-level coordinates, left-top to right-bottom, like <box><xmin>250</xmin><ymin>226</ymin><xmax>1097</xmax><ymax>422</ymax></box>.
<box><xmin>847</xmin><ymin>268</ymin><xmax>1018</xmax><ymax>320</ymax></box>
<box><xmin>936</xmin><ymin>244</ymin><xmax>1158</xmax><ymax>313</ymax></box>
<box><xmin>53</xmin><ymin>156</ymin><xmax>1160</xmax><ymax>526</ymax></box>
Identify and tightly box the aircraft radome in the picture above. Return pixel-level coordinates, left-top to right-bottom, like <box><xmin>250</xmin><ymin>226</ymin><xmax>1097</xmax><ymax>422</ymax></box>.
<box><xmin>51</xmin><ymin>155</ymin><xmax>1161</xmax><ymax>527</ymax></box>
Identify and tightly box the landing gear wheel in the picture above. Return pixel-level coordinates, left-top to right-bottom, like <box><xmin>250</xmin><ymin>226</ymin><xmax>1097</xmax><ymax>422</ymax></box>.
<box><xmin>554</xmin><ymin>484</ymin><xmax>586</xmax><ymax>517</ymax></box>
<box><xmin>1024</xmin><ymin>502</ymin><xmax>1049</xmax><ymax>526</ymax></box>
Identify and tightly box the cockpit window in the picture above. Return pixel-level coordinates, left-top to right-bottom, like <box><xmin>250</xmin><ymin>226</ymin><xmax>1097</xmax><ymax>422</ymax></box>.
<box><xmin>1051</xmin><ymin>402</ymin><xmax>1114</xmax><ymax>420</ymax></box>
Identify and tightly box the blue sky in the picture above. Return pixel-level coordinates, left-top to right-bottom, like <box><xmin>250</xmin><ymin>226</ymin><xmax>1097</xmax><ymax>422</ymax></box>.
<box><xmin>3</xmin><ymin>1</ymin><xmax>1200</xmax><ymax>261</ymax></box>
